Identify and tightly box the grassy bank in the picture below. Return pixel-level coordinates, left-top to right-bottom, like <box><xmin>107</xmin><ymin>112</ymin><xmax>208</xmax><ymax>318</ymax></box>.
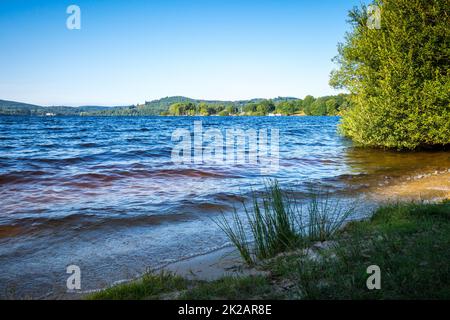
<box><xmin>89</xmin><ymin>200</ymin><xmax>450</xmax><ymax>300</ymax></box>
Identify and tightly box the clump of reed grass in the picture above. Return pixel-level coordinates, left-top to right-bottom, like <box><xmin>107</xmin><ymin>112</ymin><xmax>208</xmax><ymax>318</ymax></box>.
<box><xmin>300</xmin><ymin>192</ymin><xmax>355</xmax><ymax>242</ymax></box>
<box><xmin>216</xmin><ymin>180</ymin><xmax>355</xmax><ymax>265</ymax></box>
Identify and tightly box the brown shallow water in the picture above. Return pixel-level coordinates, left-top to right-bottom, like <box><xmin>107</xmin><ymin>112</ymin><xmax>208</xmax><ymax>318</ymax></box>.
<box><xmin>367</xmin><ymin>171</ymin><xmax>450</xmax><ymax>202</ymax></box>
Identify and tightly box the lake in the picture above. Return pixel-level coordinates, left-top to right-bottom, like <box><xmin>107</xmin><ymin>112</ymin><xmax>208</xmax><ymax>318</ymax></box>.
<box><xmin>1</xmin><ymin>116</ymin><xmax>449</xmax><ymax>298</ymax></box>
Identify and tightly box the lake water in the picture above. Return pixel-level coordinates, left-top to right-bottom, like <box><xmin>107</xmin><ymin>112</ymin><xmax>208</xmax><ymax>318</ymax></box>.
<box><xmin>1</xmin><ymin>116</ymin><xmax>449</xmax><ymax>298</ymax></box>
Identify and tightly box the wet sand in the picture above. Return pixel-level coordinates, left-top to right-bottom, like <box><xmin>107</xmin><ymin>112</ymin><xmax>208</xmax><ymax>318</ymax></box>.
<box><xmin>367</xmin><ymin>170</ymin><xmax>450</xmax><ymax>202</ymax></box>
<box><xmin>163</xmin><ymin>246</ymin><xmax>266</xmax><ymax>281</ymax></box>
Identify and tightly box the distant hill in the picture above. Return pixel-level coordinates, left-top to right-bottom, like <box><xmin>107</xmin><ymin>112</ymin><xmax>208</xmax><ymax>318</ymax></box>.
<box><xmin>0</xmin><ymin>100</ymin><xmax>44</xmax><ymax>115</ymax></box>
<box><xmin>0</xmin><ymin>100</ymin><xmax>121</xmax><ymax>116</ymax></box>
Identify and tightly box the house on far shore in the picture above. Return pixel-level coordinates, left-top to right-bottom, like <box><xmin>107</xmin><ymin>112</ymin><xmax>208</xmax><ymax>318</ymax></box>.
<box><xmin>45</xmin><ymin>112</ymin><xmax>55</xmax><ymax>116</ymax></box>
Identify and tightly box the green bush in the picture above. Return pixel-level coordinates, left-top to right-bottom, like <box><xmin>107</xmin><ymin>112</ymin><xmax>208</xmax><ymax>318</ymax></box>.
<box><xmin>330</xmin><ymin>0</ymin><xmax>450</xmax><ymax>149</ymax></box>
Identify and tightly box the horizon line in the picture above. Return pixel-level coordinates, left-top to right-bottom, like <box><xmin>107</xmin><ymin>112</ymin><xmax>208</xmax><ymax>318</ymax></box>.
<box><xmin>1</xmin><ymin>93</ymin><xmax>348</xmax><ymax>108</ymax></box>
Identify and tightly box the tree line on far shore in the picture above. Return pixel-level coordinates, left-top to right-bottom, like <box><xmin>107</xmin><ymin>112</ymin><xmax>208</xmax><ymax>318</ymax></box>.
<box><xmin>0</xmin><ymin>94</ymin><xmax>352</xmax><ymax>117</ymax></box>
<box><xmin>162</xmin><ymin>94</ymin><xmax>351</xmax><ymax>116</ymax></box>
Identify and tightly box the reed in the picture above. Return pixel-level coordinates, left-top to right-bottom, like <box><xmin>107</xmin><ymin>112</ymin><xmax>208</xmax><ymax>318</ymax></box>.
<box><xmin>301</xmin><ymin>192</ymin><xmax>354</xmax><ymax>242</ymax></box>
<box><xmin>216</xmin><ymin>180</ymin><xmax>354</xmax><ymax>265</ymax></box>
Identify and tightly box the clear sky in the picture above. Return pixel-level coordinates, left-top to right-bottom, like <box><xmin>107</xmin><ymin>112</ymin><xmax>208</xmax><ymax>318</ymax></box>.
<box><xmin>0</xmin><ymin>0</ymin><xmax>369</xmax><ymax>106</ymax></box>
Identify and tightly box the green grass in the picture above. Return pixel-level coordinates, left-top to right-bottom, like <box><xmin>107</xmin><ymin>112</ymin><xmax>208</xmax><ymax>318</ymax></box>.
<box><xmin>87</xmin><ymin>271</ymin><xmax>188</xmax><ymax>300</ymax></box>
<box><xmin>216</xmin><ymin>180</ymin><xmax>354</xmax><ymax>265</ymax></box>
<box><xmin>265</xmin><ymin>201</ymin><xmax>450</xmax><ymax>299</ymax></box>
<box><xmin>179</xmin><ymin>276</ymin><xmax>281</xmax><ymax>300</ymax></box>
<box><xmin>89</xmin><ymin>201</ymin><xmax>450</xmax><ymax>300</ymax></box>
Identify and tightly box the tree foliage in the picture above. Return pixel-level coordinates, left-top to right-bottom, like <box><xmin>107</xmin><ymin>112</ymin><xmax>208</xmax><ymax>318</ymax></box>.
<box><xmin>164</xmin><ymin>96</ymin><xmax>350</xmax><ymax>116</ymax></box>
<box><xmin>330</xmin><ymin>0</ymin><xmax>450</xmax><ymax>149</ymax></box>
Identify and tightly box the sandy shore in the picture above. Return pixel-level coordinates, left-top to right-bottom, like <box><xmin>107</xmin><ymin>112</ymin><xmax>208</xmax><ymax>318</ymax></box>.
<box><xmin>163</xmin><ymin>246</ymin><xmax>266</xmax><ymax>281</ymax></box>
<box><xmin>367</xmin><ymin>171</ymin><xmax>450</xmax><ymax>202</ymax></box>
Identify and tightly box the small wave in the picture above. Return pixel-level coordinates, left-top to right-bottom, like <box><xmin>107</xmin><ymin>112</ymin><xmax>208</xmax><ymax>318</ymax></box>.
<box><xmin>27</xmin><ymin>152</ymin><xmax>113</xmax><ymax>166</ymax></box>
<box><xmin>282</xmin><ymin>157</ymin><xmax>317</xmax><ymax>166</ymax></box>
<box><xmin>0</xmin><ymin>224</ymin><xmax>25</xmax><ymax>239</ymax></box>
<box><xmin>328</xmin><ymin>172</ymin><xmax>370</xmax><ymax>181</ymax></box>
<box><xmin>37</xmin><ymin>143</ymin><xmax>61</xmax><ymax>148</ymax></box>
<box><xmin>0</xmin><ymin>170</ymin><xmax>48</xmax><ymax>185</ymax></box>
<box><xmin>78</xmin><ymin>142</ymin><xmax>99</xmax><ymax>148</ymax></box>
<box><xmin>120</xmin><ymin>149</ymin><xmax>164</xmax><ymax>158</ymax></box>
<box><xmin>150</xmin><ymin>168</ymin><xmax>240</xmax><ymax>179</ymax></box>
<box><xmin>45</xmin><ymin>127</ymin><xmax>65</xmax><ymax>131</ymax></box>
<box><xmin>214</xmin><ymin>192</ymin><xmax>246</xmax><ymax>202</ymax></box>
<box><xmin>70</xmin><ymin>172</ymin><xmax>123</xmax><ymax>184</ymax></box>
<box><xmin>1</xmin><ymin>213</ymin><xmax>193</xmax><ymax>238</ymax></box>
<box><xmin>62</xmin><ymin>168</ymin><xmax>241</xmax><ymax>188</ymax></box>
<box><xmin>176</xmin><ymin>199</ymin><xmax>232</xmax><ymax>213</ymax></box>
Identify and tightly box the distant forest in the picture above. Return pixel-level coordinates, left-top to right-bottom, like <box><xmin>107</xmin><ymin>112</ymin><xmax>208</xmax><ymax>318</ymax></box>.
<box><xmin>0</xmin><ymin>94</ymin><xmax>351</xmax><ymax>116</ymax></box>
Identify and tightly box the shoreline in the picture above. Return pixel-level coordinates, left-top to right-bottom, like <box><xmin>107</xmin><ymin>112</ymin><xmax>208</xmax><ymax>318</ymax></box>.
<box><xmin>76</xmin><ymin>169</ymin><xmax>450</xmax><ymax>300</ymax></box>
<box><xmin>160</xmin><ymin>170</ymin><xmax>450</xmax><ymax>282</ymax></box>
<box><xmin>366</xmin><ymin>170</ymin><xmax>450</xmax><ymax>202</ymax></box>
<box><xmin>89</xmin><ymin>199</ymin><xmax>450</xmax><ymax>300</ymax></box>
<box><xmin>1</xmin><ymin>114</ymin><xmax>327</xmax><ymax>117</ymax></box>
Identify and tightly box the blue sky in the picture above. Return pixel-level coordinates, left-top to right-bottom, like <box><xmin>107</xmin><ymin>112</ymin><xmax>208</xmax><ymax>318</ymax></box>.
<box><xmin>0</xmin><ymin>0</ymin><xmax>369</xmax><ymax>106</ymax></box>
